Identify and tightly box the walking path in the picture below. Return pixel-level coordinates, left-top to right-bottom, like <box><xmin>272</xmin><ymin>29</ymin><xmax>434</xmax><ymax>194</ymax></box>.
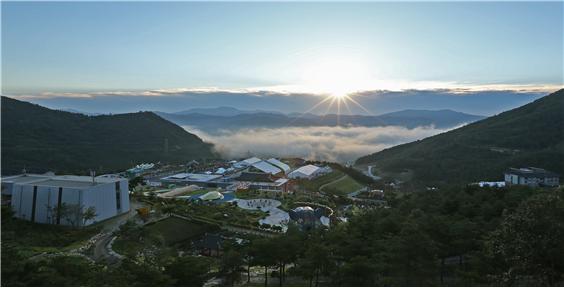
<box><xmin>366</xmin><ymin>165</ymin><xmax>381</xmax><ymax>181</ymax></box>
<box><xmin>318</xmin><ymin>174</ymin><xmax>348</xmax><ymax>194</ymax></box>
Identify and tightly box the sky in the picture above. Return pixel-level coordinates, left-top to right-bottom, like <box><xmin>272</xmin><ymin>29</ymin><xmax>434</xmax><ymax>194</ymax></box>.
<box><xmin>2</xmin><ymin>1</ymin><xmax>562</xmax><ymax>97</ymax></box>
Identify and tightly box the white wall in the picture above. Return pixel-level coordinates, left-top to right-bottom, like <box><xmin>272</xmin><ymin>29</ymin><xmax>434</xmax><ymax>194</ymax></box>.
<box><xmin>8</xmin><ymin>179</ymin><xmax>130</xmax><ymax>226</ymax></box>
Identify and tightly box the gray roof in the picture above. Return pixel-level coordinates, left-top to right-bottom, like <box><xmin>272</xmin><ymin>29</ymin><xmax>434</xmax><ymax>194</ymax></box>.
<box><xmin>1</xmin><ymin>174</ymin><xmax>125</xmax><ymax>189</ymax></box>
<box><xmin>251</xmin><ymin>161</ymin><xmax>282</xmax><ymax>175</ymax></box>
<box><xmin>162</xmin><ymin>173</ymin><xmax>221</xmax><ymax>182</ymax></box>
<box><xmin>505</xmin><ymin>167</ymin><xmax>559</xmax><ymax>178</ymax></box>
<box><xmin>289</xmin><ymin>164</ymin><xmax>320</xmax><ymax>177</ymax></box>
<box><xmin>266</xmin><ymin>158</ymin><xmax>291</xmax><ymax>173</ymax></box>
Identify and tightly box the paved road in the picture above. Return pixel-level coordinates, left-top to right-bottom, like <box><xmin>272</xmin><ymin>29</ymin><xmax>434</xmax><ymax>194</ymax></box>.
<box><xmin>92</xmin><ymin>233</ymin><xmax>120</xmax><ymax>263</ymax></box>
<box><xmin>366</xmin><ymin>165</ymin><xmax>381</xmax><ymax>181</ymax></box>
<box><xmin>89</xmin><ymin>199</ymin><xmax>145</xmax><ymax>263</ymax></box>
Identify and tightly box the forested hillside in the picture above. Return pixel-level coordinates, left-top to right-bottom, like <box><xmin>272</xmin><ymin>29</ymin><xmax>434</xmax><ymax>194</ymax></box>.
<box><xmin>356</xmin><ymin>89</ymin><xmax>564</xmax><ymax>186</ymax></box>
<box><xmin>1</xmin><ymin>97</ymin><xmax>217</xmax><ymax>174</ymax></box>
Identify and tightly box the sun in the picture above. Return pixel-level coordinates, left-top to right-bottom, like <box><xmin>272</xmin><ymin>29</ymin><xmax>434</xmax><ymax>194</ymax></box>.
<box><xmin>300</xmin><ymin>58</ymin><xmax>374</xmax><ymax>97</ymax></box>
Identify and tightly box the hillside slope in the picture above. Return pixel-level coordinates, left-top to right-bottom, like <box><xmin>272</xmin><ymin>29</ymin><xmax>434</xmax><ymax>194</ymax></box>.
<box><xmin>356</xmin><ymin>89</ymin><xmax>564</xmax><ymax>186</ymax></box>
<box><xmin>1</xmin><ymin>97</ymin><xmax>217</xmax><ymax>174</ymax></box>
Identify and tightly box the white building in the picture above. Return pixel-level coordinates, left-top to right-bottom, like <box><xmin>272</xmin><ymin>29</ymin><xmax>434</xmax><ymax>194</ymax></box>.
<box><xmin>251</xmin><ymin>161</ymin><xmax>282</xmax><ymax>175</ymax></box>
<box><xmin>1</xmin><ymin>174</ymin><xmax>129</xmax><ymax>226</ymax></box>
<box><xmin>288</xmin><ymin>165</ymin><xmax>322</xmax><ymax>180</ymax></box>
<box><xmin>266</xmin><ymin>158</ymin><xmax>291</xmax><ymax>173</ymax></box>
<box><xmin>234</xmin><ymin>157</ymin><xmax>262</xmax><ymax>168</ymax></box>
<box><xmin>504</xmin><ymin>167</ymin><xmax>559</xmax><ymax>187</ymax></box>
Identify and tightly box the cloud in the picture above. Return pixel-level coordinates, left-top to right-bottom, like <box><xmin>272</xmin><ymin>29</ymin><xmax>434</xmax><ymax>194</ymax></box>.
<box><xmin>11</xmin><ymin>82</ymin><xmax>561</xmax><ymax>100</ymax></box>
<box><xmin>9</xmin><ymin>86</ymin><xmax>559</xmax><ymax>116</ymax></box>
<box><xmin>183</xmin><ymin>125</ymin><xmax>450</xmax><ymax>163</ymax></box>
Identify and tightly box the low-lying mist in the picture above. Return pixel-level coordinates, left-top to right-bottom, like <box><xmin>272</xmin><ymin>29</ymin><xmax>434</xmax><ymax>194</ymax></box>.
<box><xmin>183</xmin><ymin>125</ymin><xmax>452</xmax><ymax>163</ymax></box>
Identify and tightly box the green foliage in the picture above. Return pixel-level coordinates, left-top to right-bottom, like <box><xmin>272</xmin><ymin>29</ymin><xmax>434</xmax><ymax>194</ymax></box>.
<box><xmin>1</xmin><ymin>205</ymin><xmax>98</xmax><ymax>251</ymax></box>
<box><xmin>1</xmin><ymin>96</ymin><xmax>217</xmax><ymax>174</ymax></box>
<box><xmin>356</xmin><ymin>89</ymin><xmax>564</xmax><ymax>186</ymax></box>
<box><xmin>228</xmin><ymin>186</ymin><xmax>562</xmax><ymax>287</ymax></box>
<box><xmin>295</xmin><ymin>170</ymin><xmax>344</xmax><ymax>192</ymax></box>
<box><xmin>165</xmin><ymin>256</ymin><xmax>213</xmax><ymax>286</ymax></box>
<box><xmin>322</xmin><ymin>175</ymin><xmax>363</xmax><ymax>196</ymax></box>
<box><xmin>486</xmin><ymin>192</ymin><xmax>564</xmax><ymax>286</ymax></box>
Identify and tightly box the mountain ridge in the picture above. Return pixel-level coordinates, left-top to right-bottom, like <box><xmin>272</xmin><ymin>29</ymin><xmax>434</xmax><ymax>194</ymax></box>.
<box><xmin>156</xmin><ymin>109</ymin><xmax>484</xmax><ymax>132</ymax></box>
<box><xmin>1</xmin><ymin>96</ymin><xmax>217</xmax><ymax>175</ymax></box>
<box><xmin>355</xmin><ymin>89</ymin><xmax>564</xmax><ymax>186</ymax></box>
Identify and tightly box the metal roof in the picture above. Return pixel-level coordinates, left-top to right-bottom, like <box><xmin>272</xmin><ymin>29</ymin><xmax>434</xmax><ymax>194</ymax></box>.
<box><xmin>163</xmin><ymin>173</ymin><xmax>221</xmax><ymax>182</ymax></box>
<box><xmin>290</xmin><ymin>165</ymin><xmax>320</xmax><ymax>176</ymax></box>
<box><xmin>1</xmin><ymin>174</ymin><xmax>125</xmax><ymax>189</ymax></box>
<box><xmin>505</xmin><ymin>167</ymin><xmax>559</xmax><ymax>178</ymax></box>
<box><xmin>241</xmin><ymin>157</ymin><xmax>262</xmax><ymax>165</ymax></box>
<box><xmin>266</xmin><ymin>158</ymin><xmax>291</xmax><ymax>173</ymax></box>
<box><xmin>251</xmin><ymin>161</ymin><xmax>282</xmax><ymax>175</ymax></box>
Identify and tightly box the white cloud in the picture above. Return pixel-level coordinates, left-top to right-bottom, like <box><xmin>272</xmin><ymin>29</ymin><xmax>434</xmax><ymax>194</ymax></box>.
<box><xmin>183</xmin><ymin>125</ymin><xmax>450</xmax><ymax>163</ymax></box>
<box><xmin>11</xmin><ymin>82</ymin><xmax>561</xmax><ymax>100</ymax></box>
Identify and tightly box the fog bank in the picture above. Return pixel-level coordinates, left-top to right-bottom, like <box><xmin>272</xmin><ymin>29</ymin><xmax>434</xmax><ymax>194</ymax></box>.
<box><xmin>183</xmin><ymin>125</ymin><xmax>451</xmax><ymax>163</ymax></box>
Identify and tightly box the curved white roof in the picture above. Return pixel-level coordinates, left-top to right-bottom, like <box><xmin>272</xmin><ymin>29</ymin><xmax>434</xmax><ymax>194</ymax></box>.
<box><xmin>241</xmin><ymin>157</ymin><xmax>262</xmax><ymax>165</ymax></box>
<box><xmin>266</xmin><ymin>158</ymin><xmax>291</xmax><ymax>173</ymax></box>
<box><xmin>294</xmin><ymin>206</ymin><xmax>314</xmax><ymax>212</ymax></box>
<box><xmin>199</xmin><ymin>191</ymin><xmax>224</xmax><ymax>201</ymax></box>
<box><xmin>290</xmin><ymin>164</ymin><xmax>320</xmax><ymax>176</ymax></box>
<box><xmin>252</xmin><ymin>161</ymin><xmax>282</xmax><ymax>175</ymax></box>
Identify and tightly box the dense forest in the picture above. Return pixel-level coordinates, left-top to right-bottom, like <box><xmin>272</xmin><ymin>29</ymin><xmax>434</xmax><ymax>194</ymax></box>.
<box><xmin>356</xmin><ymin>89</ymin><xmax>564</xmax><ymax>187</ymax></box>
<box><xmin>1</xmin><ymin>97</ymin><xmax>218</xmax><ymax>175</ymax></box>
<box><xmin>3</xmin><ymin>185</ymin><xmax>562</xmax><ymax>286</ymax></box>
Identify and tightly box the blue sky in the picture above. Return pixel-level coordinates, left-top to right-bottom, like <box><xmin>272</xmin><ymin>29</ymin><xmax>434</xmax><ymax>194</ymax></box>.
<box><xmin>2</xmin><ymin>1</ymin><xmax>562</xmax><ymax>96</ymax></box>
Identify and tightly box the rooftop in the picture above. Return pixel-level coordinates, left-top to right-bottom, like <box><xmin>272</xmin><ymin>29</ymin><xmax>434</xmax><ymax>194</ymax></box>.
<box><xmin>505</xmin><ymin>167</ymin><xmax>559</xmax><ymax>178</ymax></box>
<box><xmin>291</xmin><ymin>164</ymin><xmax>320</xmax><ymax>176</ymax></box>
<box><xmin>266</xmin><ymin>158</ymin><xmax>291</xmax><ymax>173</ymax></box>
<box><xmin>234</xmin><ymin>157</ymin><xmax>262</xmax><ymax>168</ymax></box>
<box><xmin>162</xmin><ymin>173</ymin><xmax>222</xmax><ymax>182</ymax></box>
<box><xmin>1</xmin><ymin>174</ymin><xmax>125</xmax><ymax>189</ymax></box>
<box><xmin>251</xmin><ymin>161</ymin><xmax>282</xmax><ymax>175</ymax></box>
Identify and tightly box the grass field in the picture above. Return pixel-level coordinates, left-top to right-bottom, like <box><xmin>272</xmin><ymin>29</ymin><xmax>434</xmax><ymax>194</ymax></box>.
<box><xmin>296</xmin><ymin>170</ymin><xmax>345</xmax><ymax>192</ymax></box>
<box><xmin>322</xmin><ymin>175</ymin><xmax>364</xmax><ymax>196</ymax></box>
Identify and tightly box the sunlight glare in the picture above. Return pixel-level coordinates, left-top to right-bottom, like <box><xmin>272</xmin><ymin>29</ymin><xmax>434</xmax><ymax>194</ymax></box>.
<box><xmin>300</xmin><ymin>59</ymin><xmax>374</xmax><ymax>97</ymax></box>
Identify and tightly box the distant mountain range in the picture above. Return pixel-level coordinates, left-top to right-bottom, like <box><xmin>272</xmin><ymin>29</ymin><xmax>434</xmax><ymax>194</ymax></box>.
<box><xmin>1</xmin><ymin>97</ymin><xmax>217</xmax><ymax>175</ymax></box>
<box><xmin>356</xmin><ymin>89</ymin><xmax>564</xmax><ymax>186</ymax></box>
<box><xmin>19</xmin><ymin>89</ymin><xmax>549</xmax><ymax>116</ymax></box>
<box><xmin>156</xmin><ymin>108</ymin><xmax>484</xmax><ymax>132</ymax></box>
<box><xmin>173</xmin><ymin>106</ymin><xmax>283</xmax><ymax>117</ymax></box>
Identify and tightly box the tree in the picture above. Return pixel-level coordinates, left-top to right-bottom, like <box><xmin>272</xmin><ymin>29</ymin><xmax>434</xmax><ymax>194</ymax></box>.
<box><xmin>220</xmin><ymin>242</ymin><xmax>246</xmax><ymax>286</ymax></box>
<box><xmin>486</xmin><ymin>192</ymin><xmax>564</xmax><ymax>286</ymax></box>
<box><xmin>164</xmin><ymin>256</ymin><xmax>211</xmax><ymax>286</ymax></box>
<box><xmin>81</xmin><ymin>206</ymin><xmax>97</xmax><ymax>226</ymax></box>
<box><xmin>338</xmin><ymin>256</ymin><xmax>376</xmax><ymax>286</ymax></box>
<box><xmin>252</xmin><ymin>239</ymin><xmax>276</xmax><ymax>286</ymax></box>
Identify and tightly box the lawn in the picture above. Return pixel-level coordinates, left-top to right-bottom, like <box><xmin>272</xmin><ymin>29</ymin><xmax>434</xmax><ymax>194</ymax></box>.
<box><xmin>295</xmin><ymin>170</ymin><xmax>345</xmax><ymax>192</ymax></box>
<box><xmin>322</xmin><ymin>175</ymin><xmax>364</xmax><ymax>196</ymax></box>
